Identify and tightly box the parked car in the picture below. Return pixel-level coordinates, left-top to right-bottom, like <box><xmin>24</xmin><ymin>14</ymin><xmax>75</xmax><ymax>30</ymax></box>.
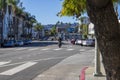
<box><xmin>3</xmin><ymin>40</ymin><xmax>15</xmax><ymax>47</ymax></box>
<box><xmin>81</xmin><ymin>39</ymin><xmax>95</xmax><ymax>46</ymax></box>
<box><xmin>23</xmin><ymin>40</ymin><xmax>29</xmax><ymax>45</ymax></box>
<box><xmin>23</xmin><ymin>40</ymin><xmax>32</xmax><ymax>45</ymax></box>
<box><xmin>75</xmin><ymin>39</ymin><xmax>83</xmax><ymax>45</ymax></box>
<box><xmin>15</xmin><ymin>40</ymin><xmax>24</xmax><ymax>46</ymax></box>
<box><xmin>28</xmin><ymin>40</ymin><xmax>32</xmax><ymax>44</ymax></box>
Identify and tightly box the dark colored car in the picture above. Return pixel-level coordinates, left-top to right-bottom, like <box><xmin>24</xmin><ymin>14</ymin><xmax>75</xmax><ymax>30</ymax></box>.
<box><xmin>23</xmin><ymin>40</ymin><xmax>32</xmax><ymax>45</ymax></box>
<box><xmin>15</xmin><ymin>40</ymin><xmax>24</xmax><ymax>46</ymax></box>
<box><xmin>3</xmin><ymin>40</ymin><xmax>15</xmax><ymax>47</ymax></box>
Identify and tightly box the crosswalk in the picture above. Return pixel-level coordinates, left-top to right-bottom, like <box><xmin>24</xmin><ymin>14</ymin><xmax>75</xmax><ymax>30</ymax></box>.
<box><xmin>0</xmin><ymin>61</ymin><xmax>11</xmax><ymax>66</ymax></box>
<box><xmin>0</xmin><ymin>56</ymin><xmax>67</xmax><ymax>76</ymax></box>
<box><xmin>53</xmin><ymin>48</ymin><xmax>62</xmax><ymax>51</ymax></box>
<box><xmin>15</xmin><ymin>48</ymin><xmax>27</xmax><ymax>51</ymax></box>
<box><xmin>0</xmin><ymin>62</ymin><xmax>37</xmax><ymax>76</ymax></box>
<box><xmin>0</xmin><ymin>61</ymin><xmax>37</xmax><ymax>76</ymax></box>
<box><xmin>0</xmin><ymin>47</ymin><xmax>77</xmax><ymax>52</ymax></box>
<box><xmin>66</xmin><ymin>49</ymin><xmax>74</xmax><ymax>51</ymax></box>
<box><xmin>41</xmin><ymin>48</ymin><xmax>50</xmax><ymax>51</ymax></box>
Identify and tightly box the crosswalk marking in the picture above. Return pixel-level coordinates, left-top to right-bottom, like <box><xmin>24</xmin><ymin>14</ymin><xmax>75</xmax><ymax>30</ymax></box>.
<box><xmin>0</xmin><ymin>62</ymin><xmax>37</xmax><ymax>75</ymax></box>
<box><xmin>79</xmin><ymin>49</ymin><xmax>85</xmax><ymax>51</ymax></box>
<box><xmin>0</xmin><ymin>61</ymin><xmax>11</xmax><ymax>66</ymax></box>
<box><xmin>15</xmin><ymin>48</ymin><xmax>26</xmax><ymax>51</ymax></box>
<box><xmin>41</xmin><ymin>48</ymin><xmax>50</xmax><ymax>51</ymax></box>
<box><xmin>0</xmin><ymin>47</ymin><xmax>77</xmax><ymax>51</ymax></box>
<box><xmin>67</xmin><ymin>49</ymin><xmax>74</xmax><ymax>51</ymax></box>
<box><xmin>53</xmin><ymin>48</ymin><xmax>62</xmax><ymax>51</ymax></box>
<box><xmin>28</xmin><ymin>48</ymin><xmax>39</xmax><ymax>51</ymax></box>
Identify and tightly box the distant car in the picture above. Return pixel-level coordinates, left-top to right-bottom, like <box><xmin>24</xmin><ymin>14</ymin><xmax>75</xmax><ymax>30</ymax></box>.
<box><xmin>23</xmin><ymin>40</ymin><xmax>29</xmax><ymax>45</ymax></box>
<box><xmin>3</xmin><ymin>40</ymin><xmax>15</xmax><ymax>47</ymax></box>
<box><xmin>82</xmin><ymin>39</ymin><xmax>95</xmax><ymax>46</ymax></box>
<box><xmin>23</xmin><ymin>40</ymin><xmax>32</xmax><ymax>45</ymax></box>
<box><xmin>28</xmin><ymin>40</ymin><xmax>32</xmax><ymax>44</ymax></box>
<box><xmin>15</xmin><ymin>40</ymin><xmax>24</xmax><ymax>46</ymax></box>
<box><xmin>75</xmin><ymin>39</ymin><xmax>83</xmax><ymax>45</ymax></box>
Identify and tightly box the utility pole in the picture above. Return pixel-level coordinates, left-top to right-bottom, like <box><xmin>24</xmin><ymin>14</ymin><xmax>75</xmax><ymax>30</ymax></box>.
<box><xmin>93</xmin><ymin>38</ymin><xmax>102</xmax><ymax>76</ymax></box>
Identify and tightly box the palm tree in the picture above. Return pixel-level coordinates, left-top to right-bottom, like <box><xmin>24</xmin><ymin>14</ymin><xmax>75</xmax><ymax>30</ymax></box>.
<box><xmin>0</xmin><ymin>0</ymin><xmax>7</xmax><ymax>11</ymax></box>
<box><xmin>50</xmin><ymin>25</ymin><xmax>57</xmax><ymax>39</ymax></box>
<box><xmin>29</xmin><ymin>15</ymin><xmax>36</xmax><ymax>39</ymax></box>
<box><xmin>0</xmin><ymin>0</ymin><xmax>5</xmax><ymax>46</ymax></box>
<box><xmin>8</xmin><ymin>0</ymin><xmax>26</xmax><ymax>40</ymax></box>
<box><xmin>24</xmin><ymin>12</ymin><xmax>36</xmax><ymax>39</ymax></box>
<box><xmin>1</xmin><ymin>0</ymin><xmax>24</xmax><ymax>40</ymax></box>
<box><xmin>34</xmin><ymin>23</ymin><xmax>43</xmax><ymax>40</ymax></box>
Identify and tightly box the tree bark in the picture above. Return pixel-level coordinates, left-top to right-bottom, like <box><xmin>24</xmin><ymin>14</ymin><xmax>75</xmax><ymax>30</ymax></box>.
<box><xmin>86</xmin><ymin>0</ymin><xmax>120</xmax><ymax>80</ymax></box>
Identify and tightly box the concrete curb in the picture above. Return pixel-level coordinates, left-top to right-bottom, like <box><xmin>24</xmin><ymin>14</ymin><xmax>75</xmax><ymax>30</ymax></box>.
<box><xmin>80</xmin><ymin>67</ymin><xmax>88</xmax><ymax>80</ymax></box>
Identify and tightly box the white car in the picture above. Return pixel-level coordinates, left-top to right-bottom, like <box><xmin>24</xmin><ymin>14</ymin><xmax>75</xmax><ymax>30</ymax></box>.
<box><xmin>82</xmin><ymin>39</ymin><xmax>95</xmax><ymax>46</ymax></box>
<box><xmin>75</xmin><ymin>39</ymin><xmax>82</xmax><ymax>45</ymax></box>
<box><xmin>15</xmin><ymin>40</ymin><xmax>24</xmax><ymax>46</ymax></box>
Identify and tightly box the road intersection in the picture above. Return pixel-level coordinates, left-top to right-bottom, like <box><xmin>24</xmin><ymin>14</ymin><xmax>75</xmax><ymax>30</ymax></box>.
<box><xmin>0</xmin><ymin>41</ymin><xmax>94</xmax><ymax>80</ymax></box>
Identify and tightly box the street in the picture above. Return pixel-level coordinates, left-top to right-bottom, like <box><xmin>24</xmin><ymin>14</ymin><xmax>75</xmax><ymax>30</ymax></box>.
<box><xmin>0</xmin><ymin>41</ymin><xmax>94</xmax><ymax>80</ymax></box>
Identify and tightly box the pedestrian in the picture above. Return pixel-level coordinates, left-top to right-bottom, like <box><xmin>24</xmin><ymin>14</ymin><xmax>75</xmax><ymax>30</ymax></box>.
<box><xmin>58</xmin><ymin>37</ymin><xmax>62</xmax><ymax>48</ymax></box>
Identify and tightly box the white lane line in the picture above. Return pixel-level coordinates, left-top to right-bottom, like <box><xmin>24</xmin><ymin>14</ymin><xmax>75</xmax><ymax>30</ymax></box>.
<box><xmin>53</xmin><ymin>48</ymin><xmax>62</xmax><ymax>51</ymax></box>
<box><xmin>67</xmin><ymin>49</ymin><xmax>74</xmax><ymax>51</ymax></box>
<box><xmin>0</xmin><ymin>61</ymin><xmax>11</xmax><ymax>66</ymax></box>
<box><xmin>28</xmin><ymin>48</ymin><xmax>39</xmax><ymax>51</ymax></box>
<box><xmin>0</xmin><ymin>62</ymin><xmax>37</xmax><ymax>75</ymax></box>
<box><xmin>41</xmin><ymin>48</ymin><xmax>50</xmax><ymax>51</ymax></box>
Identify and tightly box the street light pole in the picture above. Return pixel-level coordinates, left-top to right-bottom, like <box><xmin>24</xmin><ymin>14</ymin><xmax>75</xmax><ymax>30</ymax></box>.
<box><xmin>93</xmin><ymin>38</ymin><xmax>102</xmax><ymax>76</ymax></box>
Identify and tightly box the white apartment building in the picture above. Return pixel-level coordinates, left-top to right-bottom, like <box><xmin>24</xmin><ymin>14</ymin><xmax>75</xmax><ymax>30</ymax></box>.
<box><xmin>3</xmin><ymin>6</ymin><xmax>9</xmax><ymax>40</ymax></box>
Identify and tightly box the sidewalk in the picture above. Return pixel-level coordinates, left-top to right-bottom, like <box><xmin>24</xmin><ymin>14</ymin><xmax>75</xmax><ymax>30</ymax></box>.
<box><xmin>85</xmin><ymin>65</ymin><xmax>106</xmax><ymax>80</ymax></box>
<box><xmin>33</xmin><ymin>49</ymin><xmax>106</xmax><ymax>80</ymax></box>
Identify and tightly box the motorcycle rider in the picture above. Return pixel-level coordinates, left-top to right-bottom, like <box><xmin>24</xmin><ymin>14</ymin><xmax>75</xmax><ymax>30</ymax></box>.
<box><xmin>58</xmin><ymin>37</ymin><xmax>62</xmax><ymax>48</ymax></box>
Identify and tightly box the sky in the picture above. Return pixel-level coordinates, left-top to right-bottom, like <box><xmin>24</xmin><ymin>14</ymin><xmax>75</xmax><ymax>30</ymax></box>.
<box><xmin>21</xmin><ymin>0</ymin><xmax>120</xmax><ymax>25</ymax></box>
<box><xmin>20</xmin><ymin>0</ymin><xmax>78</xmax><ymax>25</ymax></box>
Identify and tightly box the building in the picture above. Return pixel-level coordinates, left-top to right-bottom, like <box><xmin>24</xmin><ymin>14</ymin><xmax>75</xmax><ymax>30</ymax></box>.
<box><xmin>2</xmin><ymin>5</ymin><xmax>14</xmax><ymax>41</ymax></box>
<box><xmin>56</xmin><ymin>23</ymin><xmax>79</xmax><ymax>40</ymax></box>
<box><xmin>88</xmin><ymin>23</ymin><xmax>94</xmax><ymax>35</ymax></box>
<box><xmin>88</xmin><ymin>22</ymin><xmax>95</xmax><ymax>39</ymax></box>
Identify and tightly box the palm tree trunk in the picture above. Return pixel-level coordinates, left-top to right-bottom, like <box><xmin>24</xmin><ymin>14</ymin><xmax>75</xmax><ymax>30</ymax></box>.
<box><xmin>30</xmin><ymin>26</ymin><xmax>32</xmax><ymax>39</ymax></box>
<box><xmin>86</xmin><ymin>0</ymin><xmax>120</xmax><ymax>79</ymax></box>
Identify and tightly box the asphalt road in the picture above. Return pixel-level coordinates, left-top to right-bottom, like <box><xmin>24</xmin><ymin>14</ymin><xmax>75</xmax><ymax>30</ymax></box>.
<box><xmin>0</xmin><ymin>41</ymin><xmax>94</xmax><ymax>80</ymax></box>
